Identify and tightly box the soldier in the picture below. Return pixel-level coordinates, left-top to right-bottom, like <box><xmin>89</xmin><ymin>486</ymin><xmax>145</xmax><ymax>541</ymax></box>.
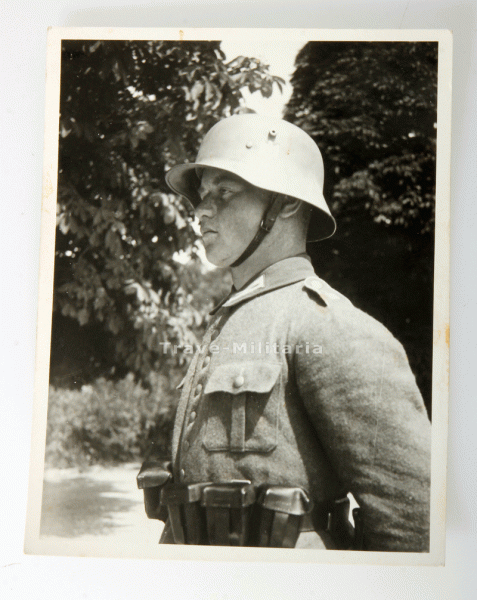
<box><xmin>137</xmin><ymin>114</ymin><xmax>431</xmax><ymax>551</ymax></box>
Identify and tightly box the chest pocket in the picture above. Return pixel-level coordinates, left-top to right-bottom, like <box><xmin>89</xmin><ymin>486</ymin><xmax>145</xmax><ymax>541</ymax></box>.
<box><xmin>202</xmin><ymin>362</ymin><xmax>282</xmax><ymax>454</ymax></box>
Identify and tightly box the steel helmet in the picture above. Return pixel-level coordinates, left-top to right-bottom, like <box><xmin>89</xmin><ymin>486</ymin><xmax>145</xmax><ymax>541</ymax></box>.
<box><xmin>166</xmin><ymin>114</ymin><xmax>336</xmax><ymax>242</ymax></box>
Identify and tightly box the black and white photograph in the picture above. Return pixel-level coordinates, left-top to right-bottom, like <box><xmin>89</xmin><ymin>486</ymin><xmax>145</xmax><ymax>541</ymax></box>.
<box><xmin>24</xmin><ymin>28</ymin><xmax>451</xmax><ymax>565</ymax></box>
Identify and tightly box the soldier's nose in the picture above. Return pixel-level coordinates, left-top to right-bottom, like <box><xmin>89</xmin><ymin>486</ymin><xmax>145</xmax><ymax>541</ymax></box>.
<box><xmin>195</xmin><ymin>196</ymin><xmax>216</xmax><ymax>220</ymax></box>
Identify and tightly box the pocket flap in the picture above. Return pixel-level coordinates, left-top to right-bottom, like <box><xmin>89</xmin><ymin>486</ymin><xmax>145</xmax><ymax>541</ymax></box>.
<box><xmin>204</xmin><ymin>361</ymin><xmax>281</xmax><ymax>395</ymax></box>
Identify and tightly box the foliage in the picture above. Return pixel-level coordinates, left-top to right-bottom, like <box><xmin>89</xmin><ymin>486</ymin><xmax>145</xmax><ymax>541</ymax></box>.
<box><xmin>45</xmin><ymin>372</ymin><xmax>181</xmax><ymax>467</ymax></box>
<box><xmin>285</xmin><ymin>42</ymin><xmax>437</xmax><ymax>414</ymax></box>
<box><xmin>53</xmin><ymin>40</ymin><xmax>284</xmax><ymax>382</ymax></box>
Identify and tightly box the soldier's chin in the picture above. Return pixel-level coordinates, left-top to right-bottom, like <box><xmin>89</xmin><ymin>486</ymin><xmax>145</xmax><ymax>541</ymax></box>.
<box><xmin>203</xmin><ymin>244</ymin><xmax>226</xmax><ymax>268</ymax></box>
<box><xmin>204</xmin><ymin>247</ymin><xmax>237</xmax><ymax>269</ymax></box>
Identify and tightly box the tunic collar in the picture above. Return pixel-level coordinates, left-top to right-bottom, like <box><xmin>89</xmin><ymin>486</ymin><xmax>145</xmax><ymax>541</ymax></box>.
<box><xmin>209</xmin><ymin>255</ymin><xmax>315</xmax><ymax>315</ymax></box>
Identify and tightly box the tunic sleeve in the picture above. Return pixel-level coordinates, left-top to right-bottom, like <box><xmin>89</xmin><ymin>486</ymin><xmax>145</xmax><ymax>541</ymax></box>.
<box><xmin>294</xmin><ymin>302</ymin><xmax>431</xmax><ymax>552</ymax></box>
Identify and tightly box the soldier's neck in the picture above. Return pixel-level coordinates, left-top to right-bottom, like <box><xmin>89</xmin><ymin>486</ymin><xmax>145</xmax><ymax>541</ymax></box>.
<box><xmin>231</xmin><ymin>239</ymin><xmax>307</xmax><ymax>290</ymax></box>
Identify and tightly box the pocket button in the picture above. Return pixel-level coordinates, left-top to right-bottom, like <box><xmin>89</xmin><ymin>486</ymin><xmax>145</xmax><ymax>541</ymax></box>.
<box><xmin>233</xmin><ymin>375</ymin><xmax>245</xmax><ymax>388</ymax></box>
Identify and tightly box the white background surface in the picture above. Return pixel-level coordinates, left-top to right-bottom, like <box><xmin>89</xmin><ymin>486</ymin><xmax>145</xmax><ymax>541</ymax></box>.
<box><xmin>1</xmin><ymin>1</ymin><xmax>476</xmax><ymax>599</ymax></box>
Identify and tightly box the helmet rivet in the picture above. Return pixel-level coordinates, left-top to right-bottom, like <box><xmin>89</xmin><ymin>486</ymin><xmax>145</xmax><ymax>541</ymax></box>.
<box><xmin>245</xmin><ymin>141</ymin><xmax>253</xmax><ymax>149</ymax></box>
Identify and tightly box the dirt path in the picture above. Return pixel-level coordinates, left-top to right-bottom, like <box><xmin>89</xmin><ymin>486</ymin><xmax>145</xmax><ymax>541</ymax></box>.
<box><xmin>41</xmin><ymin>463</ymin><xmax>164</xmax><ymax>553</ymax></box>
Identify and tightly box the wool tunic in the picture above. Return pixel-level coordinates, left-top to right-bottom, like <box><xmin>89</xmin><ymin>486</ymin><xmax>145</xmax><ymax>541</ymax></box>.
<box><xmin>161</xmin><ymin>256</ymin><xmax>431</xmax><ymax>551</ymax></box>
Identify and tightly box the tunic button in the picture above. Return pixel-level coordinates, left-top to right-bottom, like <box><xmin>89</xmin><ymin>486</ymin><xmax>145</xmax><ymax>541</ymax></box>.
<box><xmin>183</xmin><ymin>440</ymin><xmax>190</xmax><ymax>451</ymax></box>
<box><xmin>180</xmin><ymin>469</ymin><xmax>185</xmax><ymax>479</ymax></box>
<box><xmin>194</xmin><ymin>383</ymin><xmax>203</xmax><ymax>397</ymax></box>
<box><xmin>202</xmin><ymin>355</ymin><xmax>211</xmax><ymax>368</ymax></box>
<box><xmin>190</xmin><ymin>411</ymin><xmax>197</xmax><ymax>421</ymax></box>
<box><xmin>233</xmin><ymin>375</ymin><xmax>245</xmax><ymax>388</ymax></box>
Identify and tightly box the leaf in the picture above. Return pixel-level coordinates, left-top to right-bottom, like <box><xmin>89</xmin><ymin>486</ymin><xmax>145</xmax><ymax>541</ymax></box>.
<box><xmin>190</xmin><ymin>80</ymin><xmax>204</xmax><ymax>100</ymax></box>
<box><xmin>78</xmin><ymin>308</ymin><xmax>89</xmax><ymax>325</ymax></box>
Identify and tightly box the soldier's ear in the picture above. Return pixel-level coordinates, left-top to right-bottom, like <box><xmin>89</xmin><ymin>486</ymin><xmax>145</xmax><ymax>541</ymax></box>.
<box><xmin>279</xmin><ymin>195</ymin><xmax>302</xmax><ymax>219</ymax></box>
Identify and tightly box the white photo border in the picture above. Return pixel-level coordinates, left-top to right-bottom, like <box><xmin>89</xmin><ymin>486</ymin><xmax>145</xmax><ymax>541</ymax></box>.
<box><xmin>25</xmin><ymin>27</ymin><xmax>452</xmax><ymax>566</ymax></box>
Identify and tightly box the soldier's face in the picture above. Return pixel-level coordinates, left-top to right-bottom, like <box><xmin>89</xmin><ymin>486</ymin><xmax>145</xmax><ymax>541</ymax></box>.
<box><xmin>196</xmin><ymin>167</ymin><xmax>270</xmax><ymax>267</ymax></box>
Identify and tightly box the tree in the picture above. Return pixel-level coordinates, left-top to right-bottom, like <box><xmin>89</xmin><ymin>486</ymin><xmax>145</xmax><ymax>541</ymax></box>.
<box><xmin>284</xmin><ymin>42</ymin><xmax>437</xmax><ymax>414</ymax></box>
<box><xmin>52</xmin><ymin>40</ymin><xmax>284</xmax><ymax>385</ymax></box>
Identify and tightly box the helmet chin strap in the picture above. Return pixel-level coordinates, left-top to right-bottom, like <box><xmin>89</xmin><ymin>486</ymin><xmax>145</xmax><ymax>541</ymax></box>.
<box><xmin>230</xmin><ymin>193</ymin><xmax>283</xmax><ymax>268</ymax></box>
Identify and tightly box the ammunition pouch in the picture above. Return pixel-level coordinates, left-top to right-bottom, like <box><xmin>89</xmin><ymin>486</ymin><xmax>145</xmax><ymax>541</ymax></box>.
<box><xmin>201</xmin><ymin>481</ymin><xmax>256</xmax><ymax>546</ymax></box>
<box><xmin>161</xmin><ymin>482</ymin><xmax>211</xmax><ymax>545</ymax></box>
<box><xmin>136</xmin><ymin>459</ymin><xmax>172</xmax><ymax>522</ymax></box>
<box><xmin>254</xmin><ymin>485</ymin><xmax>312</xmax><ymax>548</ymax></box>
